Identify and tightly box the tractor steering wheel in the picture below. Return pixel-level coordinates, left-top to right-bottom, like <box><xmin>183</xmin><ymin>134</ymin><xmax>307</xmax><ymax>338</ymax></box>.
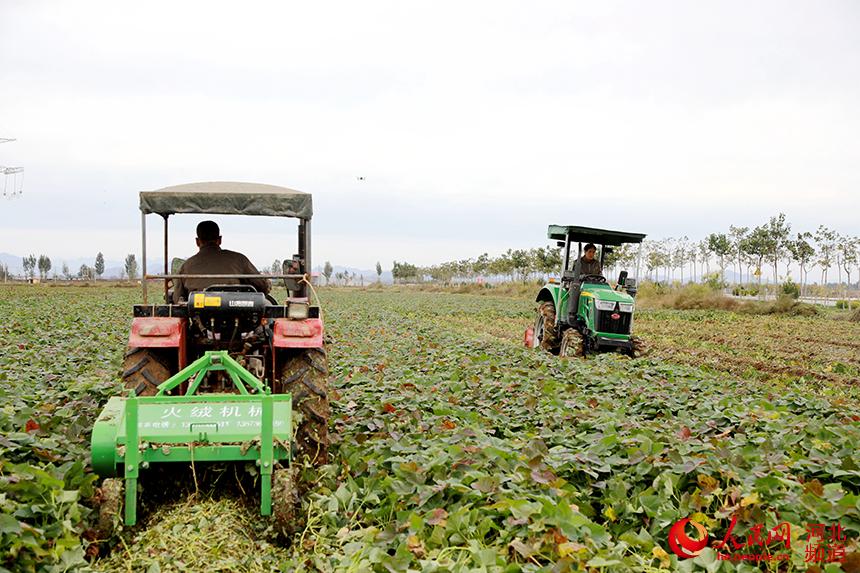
<box><xmin>581</xmin><ymin>274</ymin><xmax>607</xmax><ymax>284</ymax></box>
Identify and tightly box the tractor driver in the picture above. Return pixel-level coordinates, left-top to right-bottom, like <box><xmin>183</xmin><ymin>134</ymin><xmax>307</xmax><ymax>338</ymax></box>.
<box><xmin>573</xmin><ymin>243</ymin><xmax>603</xmax><ymax>278</ymax></box>
<box><xmin>172</xmin><ymin>220</ymin><xmax>271</xmax><ymax>303</ymax></box>
<box><xmin>567</xmin><ymin>243</ymin><xmax>603</xmax><ymax>324</ymax></box>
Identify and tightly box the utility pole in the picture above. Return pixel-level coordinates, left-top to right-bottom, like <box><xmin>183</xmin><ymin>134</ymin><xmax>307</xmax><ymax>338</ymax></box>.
<box><xmin>1</xmin><ymin>137</ymin><xmax>24</xmax><ymax>198</ymax></box>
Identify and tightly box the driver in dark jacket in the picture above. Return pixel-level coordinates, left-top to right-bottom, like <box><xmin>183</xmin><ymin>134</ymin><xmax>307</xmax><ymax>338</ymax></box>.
<box><xmin>567</xmin><ymin>243</ymin><xmax>603</xmax><ymax>323</ymax></box>
<box><xmin>172</xmin><ymin>221</ymin><xmax>270</xmax><ymax>303</ymax></box>
<box><xmin>573</xmin><ymin>243</ymin><xmax>603</xmax><ymax>277</ymax></box>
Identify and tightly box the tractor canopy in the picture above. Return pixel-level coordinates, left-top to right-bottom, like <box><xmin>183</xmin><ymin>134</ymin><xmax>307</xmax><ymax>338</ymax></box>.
<box><xmin>548</xmin><ymin>225</ymin><xmax>646</xmax><ymax>246</ymax></box>
<box><xmin>139</xmin><ymin>181</ymin><xmax>313</xmax><ymax>219</ymax></box>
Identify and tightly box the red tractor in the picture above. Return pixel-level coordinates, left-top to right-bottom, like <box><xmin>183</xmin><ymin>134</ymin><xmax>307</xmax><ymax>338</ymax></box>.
<box><xmin>123</xmin><ymin>182</ymin><xmax>329</xmax><ymax>465</ymax></box>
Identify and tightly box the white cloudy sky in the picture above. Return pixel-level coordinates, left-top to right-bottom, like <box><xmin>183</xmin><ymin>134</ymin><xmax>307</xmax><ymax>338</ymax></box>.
<box><xmin>1</xmin><ymin>0</ymin><xmax>858</xmax><ymax>270</ymax></box>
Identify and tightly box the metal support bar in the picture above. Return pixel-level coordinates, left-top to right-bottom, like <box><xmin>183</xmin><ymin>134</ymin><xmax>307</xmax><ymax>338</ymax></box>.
<box><xmin>562</xmin><ymin>232</ymin><xmax>571</xmax><ymax>272</ymax></box>
<box><xmin>144</xmin><ymin>273</ymin><xmax>306</xmax><ymax>280</ymax></box>
<box><xmin>132</xmin><ymin>445</ymin><xmax>288</xmax><ymax>464</ymax></box>
<box><xmin>155</xmin><ymin>351</ymin><xmax>270</xmax><ymax>396</ymax></box>
<box><xmin>124</xmin><ymin>394</ymin><xmax>140</xmax><ymax>526</ymax></box>
<box><xmin>260</xmin><ymin>394</ymin><xmax>274</xmax><ymax>516</ymax></box>
<box><xmin>163</xmin><ymin>215</ymin><xmax>169</xmax><ymax>303</ymax></box>
<box><xmin>141</xmin><ymin>212</ymin><xmax>148</xmax><ymax>304</ymax></box>
<box><xmin>157</xmin><ymin>359</ymin><xmax>210</xmax><ymax>396</ymax></box>
<box><xmin>227</xmin><ymin>371</ymin><xmax>250</xmax><ymax>395</ymax></box>
<box><xmin>220</xmin><ymin>352</ymin><xmax>269</xmax><ymax>394</ymax></box>
<box><xmin>304</xmin><ymin>219</ymin><xmax>312</xmax><ymax>297</ymax></box>
<box><xmin>184</xmin><ymin>367</ymin><xmax>208</xmax><ymax>396</ymax></box>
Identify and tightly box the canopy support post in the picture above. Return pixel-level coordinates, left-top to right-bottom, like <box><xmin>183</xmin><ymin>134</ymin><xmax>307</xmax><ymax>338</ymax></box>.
<box><xmin>163</xmin><ymin>215</ymin><xmax>169</xmax><ymax>303</ymax></box>
<box><xmin>305</xmin><ymin>219</ymin><xmax>312</xmax><ymax>295</ymax></box>
<box><xmin>141</xmin><ymin>212</ymin><xmax>148</xmax><ymax>304</ymax></box>
<box><xmin>562</xmin><ymin>232</ymin><xmax>571</xmax><ymax>273</ymax></box>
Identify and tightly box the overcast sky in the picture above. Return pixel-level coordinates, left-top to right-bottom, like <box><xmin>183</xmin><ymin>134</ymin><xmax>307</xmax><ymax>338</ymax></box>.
<box><xmin>1</xmin><ymin>0</ymin><xmax>858</xmax><ymax>270</ymax></box>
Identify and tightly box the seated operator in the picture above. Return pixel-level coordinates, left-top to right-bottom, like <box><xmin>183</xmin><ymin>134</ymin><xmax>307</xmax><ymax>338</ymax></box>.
<box><xmin>573</xmin><ymin>243</ymin><xmax>603</xmax><ymax>278</ymax></box>
<box><xmin>567</xmin><ymin>243</ymin><xmax>603</xmax><ymax>323</ymax></box>
<box><xmin>172</xmin><ymin>220</ymin><xmax>271</xmax><ymax>303</ymax></box>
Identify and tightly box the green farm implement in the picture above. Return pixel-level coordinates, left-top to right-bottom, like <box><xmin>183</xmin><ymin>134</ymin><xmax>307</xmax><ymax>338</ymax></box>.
<box><xmin>91</xmin><ymin>182</ymin><xmax>328</xmax><ymax>533</ymax></box>
<box><xmin>528</xmin><ymin>225</ymin><xmax>647</xmax><ymax>358</ymax></box>
<box><xmin>92</xmin><ymin>351</ymin><xmax>293</xmax><ymax>526</ymax></box>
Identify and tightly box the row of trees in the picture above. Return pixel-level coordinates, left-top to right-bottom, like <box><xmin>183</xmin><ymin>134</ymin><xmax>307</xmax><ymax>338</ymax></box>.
<box><xmin>12</xmin><ymin>252</ymin><xmax>141</xmax><ymax>281</ymax></box>
<box><xmin>641</xmin><ymin>216</ymin><xmax>858</xmax><ymax>296</ymax></box>
<box><xmin>19</xmin><ymin>252</ymin><xmax>106</xmax><ymax>280</ymax></box>
<box><xmin>21</xmin><ymin>254</ymin><xmax>57</xmax><ymax>280</ymax></box>
<box><xmin>386</xmin><ymin>214</ymin><xmax>859</xmax><ymax>296</ymax></box>
<box><xmin>316</xmin><ymin>261</ymin><xmax>384</xmax><ymax>286</ymax></box>
<box><xmin>392</xmin><ymin>247</ymin><xmax>564</xmax><ymax>283</ymax></box>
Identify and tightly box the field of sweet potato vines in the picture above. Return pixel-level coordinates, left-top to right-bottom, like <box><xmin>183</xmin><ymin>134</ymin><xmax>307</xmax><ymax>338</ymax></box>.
<box><xmin>1</xmin><ymin>285</ymin><xmax>859</xmax><ymax>573</ymax></box>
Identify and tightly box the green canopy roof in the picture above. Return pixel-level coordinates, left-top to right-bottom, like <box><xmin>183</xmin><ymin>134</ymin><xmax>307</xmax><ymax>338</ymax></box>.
<box><xmin>548</xmin><ymin>225</ymin><xmax>646</xmax><ymax>245</ymax></box>
<box><xmin>139</xmin><ymin>182</ymin><xmax>313</xmax><ymax>219</ymax></box>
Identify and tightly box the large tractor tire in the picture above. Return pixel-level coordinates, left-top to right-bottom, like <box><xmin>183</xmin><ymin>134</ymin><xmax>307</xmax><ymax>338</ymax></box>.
<box><xmin>535</xmin><ymin>302</ymin><xmax>559</xmax><ymax>353</ymax></box>
<box><xmin>122</xmin><ymin>348</ymin><xmax>172</xmax><ymax>396</ymax></box>
<box><xmin>271</xmin><ymin>465</ymin><xmax>299</xmax><ymax>536</ymax></box>
<box><xmin>559</xmin><ymin>329</ymin><xmax>585</xmax><ymax>358</ymax></box>
<box><xmin>277</xmin><ymin>347</ymin><xmax>330</xmax><ymax>466</ymax></box>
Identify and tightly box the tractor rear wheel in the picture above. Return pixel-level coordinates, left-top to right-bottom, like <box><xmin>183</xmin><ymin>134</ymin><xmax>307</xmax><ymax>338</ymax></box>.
<box><xmin>535</xmin><ymin>302</ymin><xmax>559</xmax><ymax>352</ymax></box>
<box><xmin>559</xmin><ymin>329</ymin><xmax>585</xmax><ymax>358</ymax></box>
<box><xmin>122</xmin><ymin>348</ymin><xmax>172</xmax><ymax>396</ymax></box>
<box><xmin>271</xmin><ymin>465</ymin><xmax>299</xmax><ymax>536</ymax></box>
<box><xmin>277</xmin><ymin>347</ymin><xmax>330</xmax><ymax>466</ymax></box>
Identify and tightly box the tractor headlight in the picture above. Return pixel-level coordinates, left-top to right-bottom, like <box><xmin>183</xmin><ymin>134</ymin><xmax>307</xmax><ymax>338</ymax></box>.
<box><xmin>619</xmin><ymin>303</ymin><xmax>634</xmax><ymax>313</ymax></box>
<box><xmin>595</xmin><ymin>300</ymin><xmax>616</xmax><ymax>311</ymax></box>
<box><xmin>287</xmin><ymin>301</ymin><xmax>309</xmax><ymax>320</ymax></box>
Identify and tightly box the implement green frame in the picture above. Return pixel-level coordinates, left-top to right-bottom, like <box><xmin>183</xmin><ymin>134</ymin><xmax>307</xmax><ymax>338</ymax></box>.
<box><xmin>91</xmin><ymin>351</ymin><xmax>292</xmax><ymax>526</ymax></box>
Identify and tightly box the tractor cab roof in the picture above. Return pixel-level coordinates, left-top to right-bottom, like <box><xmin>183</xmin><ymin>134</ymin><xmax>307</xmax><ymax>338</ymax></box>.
<box><xmin>548</xmin><ymin>225</ymin><xmax>646</xmax><ymax>246</ymax></box>
<box><xmin>139</xmin><ymin>181</ymin><xmax>313</xmax><ymax>219</ymax></box>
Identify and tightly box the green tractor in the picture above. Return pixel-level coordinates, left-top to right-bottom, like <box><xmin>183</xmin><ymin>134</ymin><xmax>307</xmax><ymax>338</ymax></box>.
<box><xmin>90</xmin><ymin>182</ymin><xmax>328</xmax><ymax>535</ymax></box>
<box><xmin>530</xmin><ymin>225</ymin><xmax>647</xmax><ymax>358</ymax></box>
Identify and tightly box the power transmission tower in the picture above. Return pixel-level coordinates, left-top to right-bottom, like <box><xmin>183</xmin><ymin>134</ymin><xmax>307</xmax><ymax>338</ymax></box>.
<box><xmin>1</xmin><ymin>137</ymin><xmax>23</xmax><ymax>198</ymax></box>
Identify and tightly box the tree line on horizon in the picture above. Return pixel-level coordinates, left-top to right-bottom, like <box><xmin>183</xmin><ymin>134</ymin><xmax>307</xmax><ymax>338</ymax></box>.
<box><xmin>314</xmin><ymin>260</ymin><xmax>384</xmax><ymax>286</ymax></box>
<box><xmin>2</xmin><ymin>252</ymin><xmax>141</xmax><ymax>282</ymax></box>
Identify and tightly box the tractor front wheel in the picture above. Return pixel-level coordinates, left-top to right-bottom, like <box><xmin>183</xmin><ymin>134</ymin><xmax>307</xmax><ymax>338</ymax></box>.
<box><xmin>535</xmin><ymin>302</ymin><xmax>558</xmax><ymax>352</ymax></box>
<box><xmin>277</xmin><ymin>347</ymin><xmax>331</xmax><ymax>466</ymax></box>
<box><xmin>122</xmin><ymin>348</ymin><xmax>171</xmax><ymax>396</ymax></box>
<box><xmin>559</xmin><ymin>329</ymin><xmax>585</xmax><ymax>358</ymax></box>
